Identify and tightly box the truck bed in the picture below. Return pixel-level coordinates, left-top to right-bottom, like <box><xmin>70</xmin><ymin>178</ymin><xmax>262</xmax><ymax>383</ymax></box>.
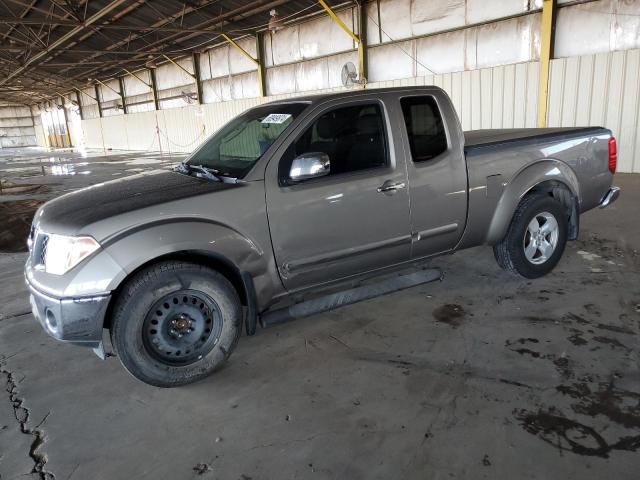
<box><xmin>464</xmin><ymin>127</ymin><xmax>606</xmax><ymax>153</ymax></box>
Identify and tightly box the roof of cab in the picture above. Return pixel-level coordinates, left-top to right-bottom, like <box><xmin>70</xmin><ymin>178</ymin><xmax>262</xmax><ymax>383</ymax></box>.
<box><xmin>262</xmin><ymin>85</ymin><xmax>446</xmax><ymax>107</ymax></box>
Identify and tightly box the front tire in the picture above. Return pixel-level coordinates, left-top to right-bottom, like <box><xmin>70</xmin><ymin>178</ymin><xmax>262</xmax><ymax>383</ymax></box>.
<box><xmin>493</xmin><ymin>193</ymin><xmax>568</xmax><ymax>279</ymax></box>
<box><xmin>110</xmin><ymin>261</ymin><xmax>242</xmax><ymax>387</ymax></box>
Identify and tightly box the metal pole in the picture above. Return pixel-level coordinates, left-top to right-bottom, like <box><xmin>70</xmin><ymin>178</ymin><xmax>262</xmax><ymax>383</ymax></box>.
<box><xmin>94</xmin><ymin>84</ymin><xmax>103</xmax><ymax>118</ymax></box>
<box><xmin>537</xmin><ymin>0</ymin><xmax>556</xmax><ymax>128</ymax></box>
<box><xmin>192</xmin><ymin>52</ymin><xmax>204</xmax><ymax>104</ymax></box>
<box><xmin>118</xmin><ymin>76</ymin><xmax>128</xmax><ymax>114</ymax></box>
<box><xmin>256</xmin><ymin>32</ymin><xmax>267</xmax><ymax>97</ymax></box>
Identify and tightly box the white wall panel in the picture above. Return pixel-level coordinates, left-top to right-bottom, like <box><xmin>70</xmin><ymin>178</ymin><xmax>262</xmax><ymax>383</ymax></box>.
<box><xmin>410</xmin><ymin>0</ymin><xmax>466</xmax><ymax>36</ymax></box>
<box><xmin>123</xmin><ymin>70</ymin><xmax>151</xmax><ymax>96</ymax></box>
<box><xmin>416</xmin><ymin>29</ymin><xmax>466</xmax><ymax>74</ymax></box>
<box><xmin>124</xmin><ymin>111</ymin><xmax>160</xmax><ymax>151</ymax></box>
<box><xmin>209</xmin><ymin>44</ymin><xmax>231</xmax><ymax>78</ymax></box>
<box><xmin>378</xmin><ymin>0</ymin><xmax>411</xmax><ymax>40</ymax></box>
<box><xmin>100</xmin><ymin>115</ymin><xmax>128</xmax><ymax>149</ymax></box>
<box><xmin>466</xmin><ymin>0</ymin><xmax>540</xmax><ymax>24</ymax></box>
<box><xmin>156</xmin><ymin>58</ymin><xmax>194</xmax><ymax>90</ymax></box>
<box><xmin>555</xmin><ymin>0</ymin><xmax>640</xmax><ymax>58</ymax></box>
<box><xmin>299</xmin><ymin>10</ymin><xmax>355</xmax><ymax>59</ymax></box>
<box><xmin>368</xmin><ymin>41</ymin><xmax>414</xmax><ymax>81</ymax></box>
<box><xmin>547</xmin><ymin>48</ymin><xmax>640</xmax><ymax>172</ymax></box>
<box><xmin>82</xmin><ymin>117</ymin><xmax>104</xmax><ymax>149</ymax></box>
<box><xmin>229</xmin><ymin>37</ymin><xmax>258</xmax><ymax>75</ymax></box>
<box><xmin>475</xmin><ymin>14</ymin><xmax>541</xmax><ymax>68</ymax></box>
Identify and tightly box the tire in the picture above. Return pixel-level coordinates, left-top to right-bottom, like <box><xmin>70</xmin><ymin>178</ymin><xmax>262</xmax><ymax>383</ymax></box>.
<box><xmin>110</xmin><ymin>261</ymin><xmax>242</xmax><ymax>387</ymax></box>
<box><xmin>493</xmin><ymin>193</ymin><xmax>568</xmax><ymax>279</ymax></box>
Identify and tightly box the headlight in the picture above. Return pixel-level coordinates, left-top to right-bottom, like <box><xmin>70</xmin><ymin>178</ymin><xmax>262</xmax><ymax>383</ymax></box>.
<box><xmin>44</xmin><ymin>234</ymin><xmax>100</xmax><ymax>275</ymax></box>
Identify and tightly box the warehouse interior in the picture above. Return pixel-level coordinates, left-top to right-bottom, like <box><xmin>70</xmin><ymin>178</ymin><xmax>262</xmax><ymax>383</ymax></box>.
<box><xmin>1</xmin><ymin>1</ymin><xmax>639</xmax><ymax>479</ymax></box>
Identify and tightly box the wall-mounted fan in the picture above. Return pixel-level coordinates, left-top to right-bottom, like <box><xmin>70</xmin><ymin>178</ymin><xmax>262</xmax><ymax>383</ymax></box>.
<box><xmin>182</xmin><ymin>91</ymin><xmax>197</xmax><ymax>104</ymax></box>
<box><xmin>341</xmin><ymin>62</ymin><xmax>365</xmax><ymax>88</ymax></box>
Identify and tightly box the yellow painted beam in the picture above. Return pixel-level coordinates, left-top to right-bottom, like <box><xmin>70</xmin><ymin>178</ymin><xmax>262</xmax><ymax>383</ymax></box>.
<box><xmin>74</xmin><ymin>87</ymin><xmax>97</xmax><ymax>103</ymax></box>
<box><xmin>317</xmin><ymin>0</ymin><xmax>359</xmax><ymax>43</ymax></box>
<box><xmin>538</xmin><ymin>0</ymin><xmax>556</xmax><ymax>128</ymax></box>
<box><xmin>122</xmin><ymin>67</ymin><xmax>152</xmax><ymax>88</ymax></box>
<box><xmin>221</xmin><ymin>33</ymin><xmax>259</xmax><ymax>66</ymax></box>
<box><xmin>95</xmin><ymin>78</ymin><xmax>122</xmax><ymax>97</ymax></box>
<box><xmin>162</xmin><ymin>54</ymin><xmax>196</xmax><ymax>79</ymax></box>
<box><xmin>221</xmin><ymin>33</ymin><xmax>265</xmax><ymax>96</ymax></box>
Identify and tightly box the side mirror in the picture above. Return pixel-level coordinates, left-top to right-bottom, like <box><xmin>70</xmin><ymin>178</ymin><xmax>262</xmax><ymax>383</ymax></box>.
<box><xmin>289</xmin><ymin>152</ymin><xmax>330</xmax><ymax>182</ymax></box>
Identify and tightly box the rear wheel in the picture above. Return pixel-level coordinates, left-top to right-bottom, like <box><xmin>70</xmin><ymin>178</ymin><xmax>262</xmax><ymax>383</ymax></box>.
<box><xmin>493</xmin><ymin>194</ymin><xmax>568</xmax><ymax>279</ymax></box>
<box><xmin>110</xmin><ymin>261</ymin><xmax>242</xmax><ymax>387</ymax></box>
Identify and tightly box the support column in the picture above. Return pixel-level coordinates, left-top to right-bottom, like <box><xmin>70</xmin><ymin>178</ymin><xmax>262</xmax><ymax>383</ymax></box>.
<box><xmin>192</xmin><ymin>52</ymin><xmax>204</xmax><ymax>104</ymax></box>
<box><xmin>537</xmin><ymin>0</ymin><xmax>556</xmax><ymax>128</ymax></box>
<box><xmin>357</xmin><ymin>0</ymin><xmax>368</xmax><ymax>83</ymax></box>
<box><xmin>118</xmin><ymin>76</ymin><xmax>128</xmax><ymax>114</ymax></box>
<box><xmin>75</xmin><ymin>90</ymin><xmax>84</xmax><ymax>120</ymax></box>
<box><xmin>149</xmin><ymin>68</ymin><xmax>160</xmax><ymax>110</ymax></box>
<box><xmin>94</xmin><ymin>84</ymin><xmax>103</xmax><ymax>117</ymax></box>
<box><xmin>256</xmin><ymin>33</ymin><xmax>267</xmax><ymax>97</ymax></box>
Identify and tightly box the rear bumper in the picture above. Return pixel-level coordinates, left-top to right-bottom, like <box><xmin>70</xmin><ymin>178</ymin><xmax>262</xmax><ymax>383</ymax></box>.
<box><xmin>599</xmin><ymin>186</ymin><xmax>620</xmax><ymax>208</ymax></box>
<box><xmin>28</xmin><ymin>280</ymin><xmax>110</xmax><ymax>349</ymax></box>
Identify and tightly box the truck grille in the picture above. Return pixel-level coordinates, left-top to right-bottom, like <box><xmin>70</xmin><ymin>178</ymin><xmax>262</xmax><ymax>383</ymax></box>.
<box><xmin>39</xmin><ymin>235</ymin><xmax>49</xmax><ymax>265</ymax></box>
<box><xmin>30</xmin><ymin>231</ymin><xmax>49</xmax><ymax>267</ymax></box>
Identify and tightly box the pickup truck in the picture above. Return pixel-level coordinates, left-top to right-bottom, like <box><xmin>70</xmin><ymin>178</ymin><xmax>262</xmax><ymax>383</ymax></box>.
<box><xmin>25</xmin><ymin>86</ymin><xmax>620</xmax><ymax>387</ymax></box>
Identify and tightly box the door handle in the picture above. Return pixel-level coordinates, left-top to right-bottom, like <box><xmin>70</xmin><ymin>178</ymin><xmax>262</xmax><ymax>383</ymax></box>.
<box><xmin>377</xmin><ymin>181</ymin><xmax>406</xmax><ymax>193</ymax></box>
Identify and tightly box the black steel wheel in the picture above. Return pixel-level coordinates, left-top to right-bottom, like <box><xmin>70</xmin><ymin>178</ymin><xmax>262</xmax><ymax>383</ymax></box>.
<box><xmin>142</xmin><ymin>290</ymin><xmax>223</xmax><ymax>366</ymax></box>
<box><xmin>110</xmin><ymin>261</ymin><xmax>242</xmax><ymax>387</ymax></box>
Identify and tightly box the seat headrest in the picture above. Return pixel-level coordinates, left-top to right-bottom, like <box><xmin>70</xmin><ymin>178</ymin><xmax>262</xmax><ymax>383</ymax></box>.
<box><xmin>356</xmin><ymin>114</ymin><xmax>381</xmax><ymax>135</ymax></box>
<box><xmin>316</xmin><ymin>116</ymin><xmax>335</xmax><ymax>138</ymax></box>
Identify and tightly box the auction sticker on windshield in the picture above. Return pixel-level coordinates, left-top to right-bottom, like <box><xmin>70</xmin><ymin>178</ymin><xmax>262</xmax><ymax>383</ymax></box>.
<box><xmin>261</xmin><ymin>113</ymin><xmax>292</xmax><ymax>124</ymax></box>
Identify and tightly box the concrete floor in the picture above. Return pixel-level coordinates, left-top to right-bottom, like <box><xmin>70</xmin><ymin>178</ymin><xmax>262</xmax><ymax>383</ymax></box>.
<box><xmin>0</xmin><ymin>147</ymin><xmax>638</xmax><ymax>480</ymax></box>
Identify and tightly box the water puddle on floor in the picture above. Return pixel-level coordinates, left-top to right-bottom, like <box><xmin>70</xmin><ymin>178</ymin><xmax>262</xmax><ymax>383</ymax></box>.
<box><xmin>0</xmin><ymin>200</ymin><xmax>43</xmax><ymax>252</ymax></box>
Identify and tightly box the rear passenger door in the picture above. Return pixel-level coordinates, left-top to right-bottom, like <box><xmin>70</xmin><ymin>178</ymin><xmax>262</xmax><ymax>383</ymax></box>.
<box><xmin>397</xmin><ymin>93</ymin><xmax>468</xmax><ymax>258</ymax></box>
<box><xmin>265</xmin><ymin>97</ymin><xmax>412</xmax><ymax>291</ymax></box>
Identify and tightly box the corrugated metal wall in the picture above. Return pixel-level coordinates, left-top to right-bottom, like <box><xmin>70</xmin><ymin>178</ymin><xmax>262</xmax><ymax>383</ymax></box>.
<box><xmin>0</xmin><ymin>106</ymin><xmax>36</xmax><ymax>148</ymax></box>
<box><xmin>548</xmin><ymin>49</ymin><xmax>640</xmax><ymax>173</ymax></box>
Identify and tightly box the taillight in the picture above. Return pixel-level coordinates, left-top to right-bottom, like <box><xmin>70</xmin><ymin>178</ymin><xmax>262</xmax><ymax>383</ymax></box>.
<box><xmin>608</xmin><ymin>137</ymin><xmax>617</xmax><ymax>174</ymax></box>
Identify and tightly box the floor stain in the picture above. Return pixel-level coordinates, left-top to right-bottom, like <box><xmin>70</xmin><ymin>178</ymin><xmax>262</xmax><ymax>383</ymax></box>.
<box><xmin>592</xmin><ymin>336</ymin><xmax>628</xmax><ymax>350</ymax></box>
<box><xmin>515</xmin><ymin>407</ymin><xmax>640</xmax><ymax>458</ymax></box>
<box><xmin>432</xmin><ymin>304</ymin><xmax>465</xmax><ymax>328</ymax></box>
<box><xmin>557</xmin><ymin>381</ymin><xmax>640</xmax><ymax>429</ymax></box>
<box><xmin>595</xmin><ymin>323</ymin><xmax>636</xmax><ymax>335</ymax></box>
<box><xmin>0</xmin><ymin>200</ymin><xmax>42</xmax><ymax>252</ymax></box>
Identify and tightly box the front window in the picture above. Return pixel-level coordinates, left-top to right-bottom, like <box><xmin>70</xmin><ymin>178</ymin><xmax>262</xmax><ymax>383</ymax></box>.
<box><xmin>187</xmin><ymin>102</ymin><xmax>308</xmax><ymax>178</ymax></box>
<box><xmin>280</xmin><ymin>102</ymin><xmax>389</xmax><ymax>183</ymax></box>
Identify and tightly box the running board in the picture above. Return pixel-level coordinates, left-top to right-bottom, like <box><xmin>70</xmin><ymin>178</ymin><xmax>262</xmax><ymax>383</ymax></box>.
<box><xmin>260</xmin><ymin>268</ymin><xmax>442</xmax><ymax>328</ymax></box>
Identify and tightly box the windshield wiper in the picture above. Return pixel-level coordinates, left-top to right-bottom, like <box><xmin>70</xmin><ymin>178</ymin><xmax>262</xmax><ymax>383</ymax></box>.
<box><xmin>175</xmin><ymin>161</ymin><xmax>246</xmax><ymax>184</ymax></box>
<box><xmin>174</xmin><ymin>162</ymin><xmax>221</xmax><ymax>182</ymax></box>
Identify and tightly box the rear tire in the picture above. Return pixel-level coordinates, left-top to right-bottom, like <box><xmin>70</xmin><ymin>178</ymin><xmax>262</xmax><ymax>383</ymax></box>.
<box><xmin>493</xmin><ymin>193</ymin><xmax>568</xmax><ymax>279</ymax></box>
<box><xmin>110</xmin><ymin>261</ymin><xmax>242</xmax><ymax>387</ymax></box>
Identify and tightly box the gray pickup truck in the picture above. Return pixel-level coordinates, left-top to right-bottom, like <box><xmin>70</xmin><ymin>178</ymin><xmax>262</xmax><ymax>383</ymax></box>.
<box><xmin>25</xmin><ymin>86</ymin><xmax>619</xmax><ymax>387</ymax></box>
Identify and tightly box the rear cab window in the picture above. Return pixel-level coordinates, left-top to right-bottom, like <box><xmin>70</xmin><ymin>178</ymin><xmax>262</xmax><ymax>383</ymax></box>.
<box><xmin>400</xmin><ymin>96</ymin><xmax>447</xmax><ymax>162</ymax></box>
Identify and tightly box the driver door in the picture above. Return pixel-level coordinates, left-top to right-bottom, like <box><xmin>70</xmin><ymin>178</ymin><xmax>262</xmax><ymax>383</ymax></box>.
<box><xmin>264</xmin><ymin>97</ymin><xmax>412</xmax><ymax>292</ymax></box>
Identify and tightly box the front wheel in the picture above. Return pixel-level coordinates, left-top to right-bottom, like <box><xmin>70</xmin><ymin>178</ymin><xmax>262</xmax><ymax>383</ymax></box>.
<box><xmin>110</xmin><ymin>261</ymin><xmax>242</xmax><ymax>387</ymax></box>
<box><xmin>493</xmin><ymin>193</ymin><xmax>568</xmax><ymax>279</ymax></box>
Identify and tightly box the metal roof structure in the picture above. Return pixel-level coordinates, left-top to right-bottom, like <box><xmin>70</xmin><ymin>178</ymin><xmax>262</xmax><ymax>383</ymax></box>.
<box><xmin>0</xmin><ymin>0</ymin><xmax>351</xmax><ymax>105</ymax></box>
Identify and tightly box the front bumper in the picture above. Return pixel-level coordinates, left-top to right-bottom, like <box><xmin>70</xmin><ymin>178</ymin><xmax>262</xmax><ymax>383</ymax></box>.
<box><xmin>28</xmin><ymin>280</ymin><xmax>110</xmax><ymax>349</ymax></box>
<box><xmin>599</xmin><ymin>186</ymin><xmax>620</xmax><ymax>208</ymax></box>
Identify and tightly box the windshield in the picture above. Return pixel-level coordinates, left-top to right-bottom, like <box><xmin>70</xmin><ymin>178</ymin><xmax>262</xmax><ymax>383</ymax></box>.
<box><xmin>186</xmin><ymin>102</ymin><xmax>308</xmax><ymax>178</ymax></box>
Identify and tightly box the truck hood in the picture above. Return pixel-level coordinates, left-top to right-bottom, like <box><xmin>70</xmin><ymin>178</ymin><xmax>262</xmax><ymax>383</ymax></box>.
<box><xmin>34</xmin><ymin>170</ymin><xmax>239</xmax><ymax>235</ymax></box>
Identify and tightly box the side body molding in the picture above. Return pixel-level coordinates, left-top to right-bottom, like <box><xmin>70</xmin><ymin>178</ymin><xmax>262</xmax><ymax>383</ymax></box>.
<box><xmin>485</xmin><ymin>159</ymin><xmax>580</xmax><ymax>245</ymax></box>
<box><xmin>102</xmin><ymin>220</ymin><xmax>281</xmax><ymax>311</ymax></box>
